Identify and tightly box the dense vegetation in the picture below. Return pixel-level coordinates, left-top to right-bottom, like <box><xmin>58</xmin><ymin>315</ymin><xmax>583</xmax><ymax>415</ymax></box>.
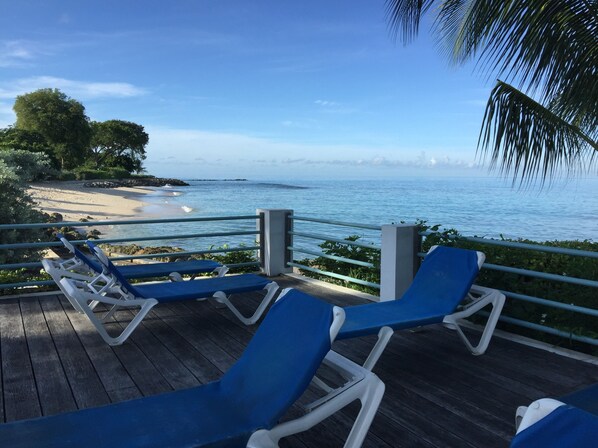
<box><xmin>297</xmin><ymin>225</ymin><xmax>598</xmax><ymax>353</ymax></box>
<box><xmin>0</xmin><ymin>88</ymin><xmax>149</xmax><ymax>179</ymax></box>
<box><xmin>0</xmin><ymin>151</ymin><xmax>51</xmax><ymax>266</ymax></box>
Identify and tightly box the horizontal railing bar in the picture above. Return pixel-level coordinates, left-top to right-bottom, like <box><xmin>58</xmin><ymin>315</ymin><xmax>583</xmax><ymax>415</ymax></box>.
<box><xmin>0</xmin><ymin>247</ymin><xmax>260</xmax><ymax>271</ymax></box>
<box><xmin>0</xmin><ymin>280</ymin><xmax>54</xmax><ymax>290</ymax></box>
<box><xmin>0</xmin><ymin>215</ymin><xmax>260</xmax><ymax>230</ymax></box>
<box><xmin>483</xmin><ymin>263</ymin><xmax>598</xmax><ymax>288</ymax></box>
<box><xmin>418</xmin><ymin>251</ymin><xmax>597</xmax><ymax>288</ymax></box>
<box><xmin>290</xmin><ymin>215</ymin><xmax>382</xmax><ymax>231</ymax></box>
<box><xmin>502</xmin><ymin>290</ymin><xmax>598</xmax><ymax>317</ymax></box>
<box><xmin>109</xmin><ymin>246</ymin><xmax>260</xmax><ymax>262</ymax></box>
<box><xmin>0</xmin><ymin>262</ymin><xmax>44</xmax><ymax>270</ymax></box>
<box><xmin>288</xmin><ymin>261</ymin><xmax>381</xmax><ymax>289</ymax></box>
<box><xmin>0</xmin><ymin>261</ymin><xmax>261</xmax><ymax>291</ymax></box>
<box><xmin>420</xmin><ymin>231</ymin><xmax>598</xmax><ymax>259</ymax></box>
<box><xmin>289</xmin><ymin>231</ymin><xmax>381</xmax><ymax>250</ymax></box>
<box><xmin>288</xmin><ymin>246</ymin><xmax>376</xmax><ymax>268</ymax></box>
<box><xmin>0</xmin><ymin>231</ymin><xmax>258</xmax><ymax>250</ymax></box>
<box><xmin>226</xmin><ymin>261</ymin><xmax>260</xmax><ymax>269</ymax></box>
<box><xmin>497</xmin><ymin>314</ymin><xmax>598</xmax><ymax>346</ymax></box>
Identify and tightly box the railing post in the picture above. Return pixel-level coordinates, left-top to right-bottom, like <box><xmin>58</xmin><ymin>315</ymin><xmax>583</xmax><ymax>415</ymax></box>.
<box><xmin>256</xmin><ymin>209</ymin><xmax>293</xmax><ymax>276</ymax></box>
<box><xmin>380</xmin><ymin>224</ymin><xmax>420</xmax><ymax>301</ymax></box>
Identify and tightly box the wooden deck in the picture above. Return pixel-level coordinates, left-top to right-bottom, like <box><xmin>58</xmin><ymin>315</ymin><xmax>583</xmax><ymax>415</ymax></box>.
<box><xmin>1</xmin><ymin>275</ymin><xmax>597</xmax><ymax>447</ymax></box>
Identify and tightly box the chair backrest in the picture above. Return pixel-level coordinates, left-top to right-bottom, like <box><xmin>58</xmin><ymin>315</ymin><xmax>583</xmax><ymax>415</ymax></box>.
<box><xmin>86</xmin><ymin>240</ymin><xmax>141</xmax><ymax>296</ymax></box>
<box><xmin>220</xmin><ymin>288</ymin><xmax>338</xmax><ymax>430</ymax></box>
<box><xmin>561</xmin><ymin>383</ymin><xmax>598</xmax><ymax>416</ymax></box>
<box><xmin>56</xmin><ymin>233</ymin><xmax>103</xmax><ymax>273</ymax></box>
<box><xmin>511</xmin><ymin>405</ymin><xmax>598</xmax><ymax>447</ymax></box>
<box><xmin>401</xmin><ymin>246</ymin><xmax>481</xmax><ymax>315</ymax></box>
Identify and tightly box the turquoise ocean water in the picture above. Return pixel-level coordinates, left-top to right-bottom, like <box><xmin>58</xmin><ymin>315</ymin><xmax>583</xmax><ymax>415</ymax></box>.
<box><xmin>105</xmin><ymin>177</ymin><xmax>598</xmax><ymax>251</ymax></box>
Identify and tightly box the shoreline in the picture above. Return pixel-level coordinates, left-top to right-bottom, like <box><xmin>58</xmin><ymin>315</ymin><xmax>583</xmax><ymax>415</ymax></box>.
<box><xmin>28</xmin><ymin>181</ymin><xmax>154</xmax><ymax>222</ymax></box>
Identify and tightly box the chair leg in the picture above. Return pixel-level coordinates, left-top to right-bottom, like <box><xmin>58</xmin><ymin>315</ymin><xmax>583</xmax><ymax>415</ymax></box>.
<box><xmin>78</xmin><ymin>298</ymin><xmax>158</xmax><ymax>346</ymax></box>
<box><xmin>211</xmin><ymin>282</ymin><xmax>280</xmax><ymax>325</ymax></box>
<box><xmin>443</xmin><ymin>286</ymin><xmax>506</xmax><ymax>355</ymax></box>
<box><xmin>247</xmin><ymin>351</ymin><xmax>385</xmax><ymax>448</ymax></box>
<box><xmin>363</xmin><ymin>327</ymin><xmax>394</xmax><ymax>371</ymax></box>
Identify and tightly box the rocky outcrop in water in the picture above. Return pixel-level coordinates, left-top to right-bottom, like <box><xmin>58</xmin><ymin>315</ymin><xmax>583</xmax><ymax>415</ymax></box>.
<box><xmin>83</xmin><ymin>178</ymin><xmax>189</xmax><ymax>188</ymax></box>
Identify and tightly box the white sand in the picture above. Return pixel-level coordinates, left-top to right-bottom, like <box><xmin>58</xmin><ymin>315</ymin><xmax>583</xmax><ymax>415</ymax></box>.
<box><xmin>28</xmin><ymin>181</ymin><xmax>152</xmax><ymax>222</ymax></box>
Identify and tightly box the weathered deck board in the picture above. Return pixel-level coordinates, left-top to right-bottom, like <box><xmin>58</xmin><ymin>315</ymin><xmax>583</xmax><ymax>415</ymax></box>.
<box><xmin>1</xmin><ymin>276</ymin><xmax>597</xmax><ymax>447</ymax></box>
<box><xmin>20</xmin><ymin>299</ymin><xmax>77</xmax><ymax>416</ymax></box>
<box><xmin>0</xmin><ymin>300</ymin><xmax>40</xmax><ymax>422</ymax></box>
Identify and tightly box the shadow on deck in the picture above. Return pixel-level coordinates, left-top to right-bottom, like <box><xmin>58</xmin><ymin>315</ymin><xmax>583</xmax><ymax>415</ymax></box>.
<box><xmin>1</xmin><ymin>275</ymin><xmax>597</xmax><ymax>447</ymax></box>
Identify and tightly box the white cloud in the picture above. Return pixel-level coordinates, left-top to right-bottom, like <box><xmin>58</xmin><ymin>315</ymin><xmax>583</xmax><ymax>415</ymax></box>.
<box><xmin>314</xmin><ymin>99</ymin><xmax>357</xmax><ymax>114</ymax></box>
<box><xmin>0</xmin><ymin>41</ymin><xmax>36</xmax><ymax>67</ymax></box>
<box><xmin>144</xmin><ymin>126</ymin><xmax>481</xmax><ymax>177</ymax></box>
<box><xmin>0</xmin><ymin>76</ymin><xmax>147</xmax><ymax>100</ymax></box>
<box><xmin>315</xmin><ymin>99</ymin><xmax>337</xmax><ymax>107</ymax></box>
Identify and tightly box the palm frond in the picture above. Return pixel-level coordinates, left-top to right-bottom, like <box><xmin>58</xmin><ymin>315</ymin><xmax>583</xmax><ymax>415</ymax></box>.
<box><xmin>385</xmin><ymin>0</ymin><xmax>436</xmax><ymax>43</ymax></box>
<box><xmin>435</xmin><ymin>0</ymin><xmax>598</xmax><ymax>125</ymax></box>
<box><xmin>478</xmin><ymin>81</ymin><xmax>598</xmax><ymax>186</ymax></box>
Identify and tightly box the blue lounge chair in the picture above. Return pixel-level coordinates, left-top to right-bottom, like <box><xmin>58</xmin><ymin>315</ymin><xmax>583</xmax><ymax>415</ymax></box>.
<box><xmin>43</xmin><ymin>241</ymin><xmax>279</xmax><ymax>345</ymax></box>
<box><xmin>336</xmin><ymin>246</ymin><xmax>505</xmax><ymax>371</ymax></box>
<box><xmin>51</xmin><ymin>233</ymin><xmax>227</xmax><ymax>280</ymax></box>
<box><xmin>0</xmin><ymin>289</ymin><xmax>385</xmax><ymax>448</ymax></box>
<box><xmin>511</xmin><ymin>383</ymin><xmax>598</xmax><ymax>447</ymax></box>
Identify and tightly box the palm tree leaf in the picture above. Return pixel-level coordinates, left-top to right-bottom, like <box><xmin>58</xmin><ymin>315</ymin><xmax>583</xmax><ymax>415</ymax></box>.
<box><xmin>434</xmin><ymin>0</ymin><xmax>598</xmax><ymax>129</ymax></box>
<box><xmin>478</xmin><ymin>81</ymin><xmax>598</xmax><ymax>186</ymax></box>
<box><xmin>385</xmin><ymin>0</ymin><xmax>436</xmax><ymax>43</ymax></box>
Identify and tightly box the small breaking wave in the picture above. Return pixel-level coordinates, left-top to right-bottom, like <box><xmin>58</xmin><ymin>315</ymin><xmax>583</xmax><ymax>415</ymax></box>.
<box><xmin>181</xmin><ymin>205</ymin><xmax>193</xmax><ymax>213</ymax></box>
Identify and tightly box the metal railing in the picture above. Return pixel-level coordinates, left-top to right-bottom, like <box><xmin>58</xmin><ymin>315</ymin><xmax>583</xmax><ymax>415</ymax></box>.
<box><xmin>420</xmin><ymin>230</ymin><xmax>598</xmax><ymax>346</ymax></box>
<box><xmin>0</xmin><ymin>215</ymin><xmax>262</xmax><ymax>291</ymax></box>
<box><xmin>2</xmin><ymin>211</ymin><xmax>597</xmax><ymax>348</ymax></box>
<box><xmin>286</xmin><ymin>215</ymin><xmax>382</xmax><ymax>290</ymax></box>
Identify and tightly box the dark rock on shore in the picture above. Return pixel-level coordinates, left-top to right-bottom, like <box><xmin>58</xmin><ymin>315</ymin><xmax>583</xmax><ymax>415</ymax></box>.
<box><xmin>83</xmin><ymin>178</ymin><xmax>189</xmax><ymax>188</ymax></box>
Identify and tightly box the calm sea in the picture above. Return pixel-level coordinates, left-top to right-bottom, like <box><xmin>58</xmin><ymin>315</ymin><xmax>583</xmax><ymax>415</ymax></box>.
<box><xmin>104</xmin><ymin>177</ymin><xmax>598</xmax><ymax>250</ymax></box>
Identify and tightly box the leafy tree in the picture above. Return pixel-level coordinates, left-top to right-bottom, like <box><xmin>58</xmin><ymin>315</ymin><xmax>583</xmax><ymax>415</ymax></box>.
<box><xmin>0</xmin><ymin>149</ymin><xmax>53</xmax><ymax>181</ymax></box>
<box><xmin>0</xmin><ymin>160</ymin><xmax>48</xmax><ymax>264</ymax></box>
<box><xmin>386</xmin><ymin>0</ymin><xmax>597</xmax><ymax>184</ymax></box>
<box><xmin>89</xmin><ymin>120</ymin><xmax>149</xmax><ymax>172</ymax></box>
<box><xmin>0</xmin><ymin>127</ymin><xmax>51</xmax><ymax>154</ymax></box>
<box><xmin>13</xmin><ymin>88</ymin><xmax>91</xmax><ymax>170</ymax></box>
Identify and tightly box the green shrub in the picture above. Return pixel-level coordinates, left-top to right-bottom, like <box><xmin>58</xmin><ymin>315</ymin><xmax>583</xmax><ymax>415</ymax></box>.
<box><xmin>57</xmin><ymin>170</ymin><xmax>77</xmax><ymax>181</ymax></box>
<box><xmin>73</xmin><ymin>167</ymin><xmax>132</xmax><ymax>180</ymax></box>
<box><xmin>0</xmin><ymin>161</ymin><xmax>50</xmax><ymax>265</ymax></box>
<box><xmin>201</xmin><ymin>245</ymin><xmax>259</xmax><ymax>273</ymax></box>
<box><xmin>435</xmin><ymin>236</ymin><xmax>598</xmax><ymax>352</ymax></box>
<box><xmin>0</xmin><ymin>268</ymin><xmax>51</xmax><ymax>295</ymax></box>
<box><xmin>0</xmin><ymin>149</ymin><xmax>53</xmax><ymax>181</ymax></box>
<box><xmin>107</xmin><ymin>167</ymin><xmax>131</xmax><ymax>179</ymax></box>
<box><xmin>298</xmin><ymin>223</ymin><xmax>598</xmax><ymax>352</ymax></box>
<box><xmin>73</xmin><ymin>168</ymin><xmax>110</xmax><ymax>180</ymax></box>
<box><xmin>297</xmin><ymin>235</ymin><xmax>380</xmax><ymax>294</ymax></box>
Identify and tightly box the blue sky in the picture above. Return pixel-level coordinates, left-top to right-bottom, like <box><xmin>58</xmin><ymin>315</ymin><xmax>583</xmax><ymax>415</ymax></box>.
<box><xmin>0</xmin><ymin>0</ymin><xmax>495</xmax><ymax>179</ymax></box>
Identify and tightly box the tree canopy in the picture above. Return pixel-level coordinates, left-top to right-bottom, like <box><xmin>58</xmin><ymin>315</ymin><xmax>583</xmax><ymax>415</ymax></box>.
<box><xmin>13</xmin><ymin>88</ymin><xmax>92</xmax><ymax>170</ymax></box>
<box><xmin>0</xmin><ymin>127</ymin><xmax>50</xmax><ymax>154</ymax></box>
<box><xmin>386</xmin><ymin>0</ymin><xmax>598</xmax><ymax>185</ymax></box>
<box><xmin>3</xmin><ymin>88</ymin><xmax>149</xmax><ymax>176</ymax></box>
<box><xmin>89</xmin><ymin>120</ymin><xmax>149</xmax><ymax>173</ymax></box>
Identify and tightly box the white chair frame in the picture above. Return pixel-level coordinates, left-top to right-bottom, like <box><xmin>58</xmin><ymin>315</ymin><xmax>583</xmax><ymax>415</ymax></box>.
<box><xmin>248</xmin><ymin>289</ymin><xmax>385</xmax><ymax>448</ymax></box>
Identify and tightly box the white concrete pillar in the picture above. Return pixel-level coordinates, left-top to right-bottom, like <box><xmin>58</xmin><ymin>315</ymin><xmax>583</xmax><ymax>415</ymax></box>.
<box><xmin>257</xmin><ymin>209</ymin><xmax>293</xmax><ymax>276</ymax></box>
<box><xmin>380</xmin><ymin>224</ymin><xmax>420</xmax><ymax>301</ymax></box>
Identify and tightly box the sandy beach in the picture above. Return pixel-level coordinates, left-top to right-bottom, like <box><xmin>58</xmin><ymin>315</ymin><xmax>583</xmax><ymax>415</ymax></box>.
<box><xmin>28</xmin><ymin>181</ymin><xmax>152</xmax><ymax>222</ymax></box>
